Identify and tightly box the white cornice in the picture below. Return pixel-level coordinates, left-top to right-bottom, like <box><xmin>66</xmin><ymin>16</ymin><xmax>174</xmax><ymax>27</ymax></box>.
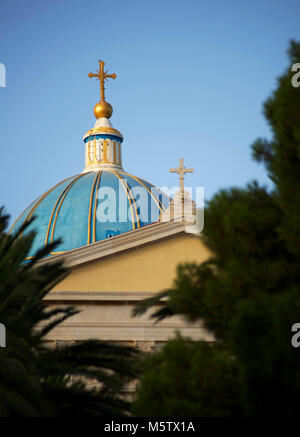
<box><xmin>39</xmin><ymin>220</ymin><xmax>200</xmax><ymax>268</ymax></box>
<box><xmin>44</xmin><ymin>290</ymin><xmax>164</xmax><ymax>302</ymax></box>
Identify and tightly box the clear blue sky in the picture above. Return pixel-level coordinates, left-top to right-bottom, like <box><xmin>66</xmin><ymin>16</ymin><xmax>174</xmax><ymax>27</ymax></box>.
<box><xmin>1</xmin><ymin>0</ymin><xmax>300</xmax><ymax>224</ymax></box>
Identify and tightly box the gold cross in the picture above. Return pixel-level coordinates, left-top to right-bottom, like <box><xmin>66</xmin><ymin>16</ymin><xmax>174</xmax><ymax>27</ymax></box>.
<box><xmin>88</xmin><ymin>60</ymin><xmax>117</xmax><ymax>102</ymax></box>
<box><xmin>170</xmin><ymin>158</ymin><xmax>194</xmax><ymax>195</ymax></box>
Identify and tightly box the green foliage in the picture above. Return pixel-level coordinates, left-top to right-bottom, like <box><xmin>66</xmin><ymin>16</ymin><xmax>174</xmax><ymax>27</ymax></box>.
<box><xmin>133</xmin><ymin>337</ymin><xmax>242</xmax><ymax>417</ymax></box>
<box><xmin>133</xmin><ymin>40</ymin><xmax>300</xmax><ymax>416</ymax></box>
<box><xmin>0</xmin><ymin>210</ymin><xmax>139</xmax><ymax>416</ymax></box>
<box><xmin>252</xmin><ymin>40</ymin><xmax>300</xmax><ymax>256</ymax></box>
<box><xmin>230</xmin><ymin>289</ymin><xmax>300</xmax><ymax>416</ymax></box>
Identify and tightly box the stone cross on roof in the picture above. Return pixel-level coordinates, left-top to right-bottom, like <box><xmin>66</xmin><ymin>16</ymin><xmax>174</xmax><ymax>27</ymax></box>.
<box><xmin>170</xmin><ymin>158</ymin><xmax>194</xmax><ymax>196</ymax></box>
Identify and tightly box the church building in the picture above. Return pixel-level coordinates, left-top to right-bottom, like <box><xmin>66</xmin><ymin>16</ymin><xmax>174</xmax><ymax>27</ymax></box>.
<box><xmin>10</xmin><ymin>61</ymin><xmax>213</xmax><ymax>358</ymax></box>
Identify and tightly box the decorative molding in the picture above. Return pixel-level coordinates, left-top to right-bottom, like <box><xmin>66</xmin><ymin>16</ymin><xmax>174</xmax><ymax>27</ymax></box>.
<box><xmin>83</xmin><ymin>126</ymin><xmax>123</xmax><ymax>141</ymax></box>
<box><xmin>45</xmin><ymin>290</ymin><xmax>163</xmax><ymax>302</ymax></box>
<box><xmin>38</xmin><ymin>219</ymin><xmax>200</xmax><ymax>269</ymax></box>
<box><xmin>132</xmin><ymin>341</ymin><xmax>156</xmax><ymax>353</ymax></box>
<box><xmin>44</xmin><ymin>320</ymin><xmax>214</xmax><ymax>342</ymax></box>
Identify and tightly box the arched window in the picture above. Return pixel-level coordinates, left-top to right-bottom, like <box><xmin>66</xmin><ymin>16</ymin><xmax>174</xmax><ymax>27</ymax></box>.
<box><xmin>115</xmin><ymin>141</ymin><xmax>119</xmax><ymax>165</ymax></box>
<box><xmin>88</xmin><ymin>141</ymin><xmax>94</xmax><ymax>164</ymax></box>
<box><xmin>95</xmin><ymin>140</ymin><xmax>101</xmax><ymax>162</ymax></box>
<box><xmin>112</xmin><ymin>141</ymin><xmax>116</xmax><ymax>164</ymax></box>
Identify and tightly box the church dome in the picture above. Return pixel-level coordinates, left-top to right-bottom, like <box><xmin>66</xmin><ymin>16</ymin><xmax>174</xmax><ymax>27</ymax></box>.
<box><xmin>11</xmin><ymin>170</ymin><xmax>170</xmax><ymax>259</ymax></box>
<box><xmin>10</xmin><ymin>60</ymin><xmax>170</xmax><ymax>259</ymax></box>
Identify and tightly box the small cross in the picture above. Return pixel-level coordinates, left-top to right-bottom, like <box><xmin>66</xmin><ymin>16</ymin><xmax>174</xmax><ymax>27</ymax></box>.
<box><xmin>170</xmin><ymin>158</ymin><xmax>194</xmax><ymax>195</ymax></box>
<box><xmin>88</xmin><ymin>60</ymin><xmax>117</xmax><ymax>102</ymax></box>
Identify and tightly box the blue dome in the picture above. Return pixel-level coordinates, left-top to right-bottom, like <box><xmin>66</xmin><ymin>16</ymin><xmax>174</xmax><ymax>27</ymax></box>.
<box><xmin>11</xmin><ymin>170</ymin><xmax>170</xmax><ymax>259</ymax></box>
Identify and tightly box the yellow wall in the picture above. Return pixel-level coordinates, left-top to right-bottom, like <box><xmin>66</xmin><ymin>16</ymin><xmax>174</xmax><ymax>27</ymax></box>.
<box><xmin>54</xmin><ymin>234</ymin><xmax>210</xmax><ymax>292</ymax></box>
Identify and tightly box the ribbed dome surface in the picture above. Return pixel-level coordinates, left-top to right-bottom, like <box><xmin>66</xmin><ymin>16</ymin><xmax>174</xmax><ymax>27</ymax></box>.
<box><xmin>11</xmin><ymin>170</ymin><xmax>170</xmax><ymax>259</ymax></box>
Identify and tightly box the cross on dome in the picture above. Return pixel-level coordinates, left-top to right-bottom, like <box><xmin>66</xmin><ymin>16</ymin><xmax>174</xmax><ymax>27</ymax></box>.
<box><xmin>88</xmin><ymin>60</ymin><xmax>117</xmax><ymax>119</ymax></box>
<box><xmin>88</xmin><ymin>60</ymin><xmax>117</xmax><ymax>103</ymax></box>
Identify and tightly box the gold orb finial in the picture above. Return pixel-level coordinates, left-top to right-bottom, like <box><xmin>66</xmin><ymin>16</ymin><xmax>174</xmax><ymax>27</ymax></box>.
<box><xmin>93</xmin><ymin>101</ymin><xmax>113</xmax><ymax>119</ymax></box>
<box><xmin>88</xmin><ymin>60</ymin><xmax>117</xmax><ymax>119</ymax></box>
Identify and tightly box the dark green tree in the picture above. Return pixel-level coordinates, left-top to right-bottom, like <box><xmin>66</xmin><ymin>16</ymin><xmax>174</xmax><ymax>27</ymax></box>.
<box><xmin>133</xmin><ymin>337</ymin><xmax>241</xmax><ymax>417</ymax></box>
<box><xmin>133</xmin><ymin>40</ymin><xmax>300</xmax><ymax>416</ymax></box>
<box><xmin>0</xmin><ymin>210</ymin><xmax>139</xmax><ymax>416</ymax></box>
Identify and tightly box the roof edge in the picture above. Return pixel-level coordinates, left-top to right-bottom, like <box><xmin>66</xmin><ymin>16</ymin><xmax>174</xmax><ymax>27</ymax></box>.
<box><xmin>37</xmin><ymin>220</ymin><xmax>201</xmax><ymax>269</ymax></box>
